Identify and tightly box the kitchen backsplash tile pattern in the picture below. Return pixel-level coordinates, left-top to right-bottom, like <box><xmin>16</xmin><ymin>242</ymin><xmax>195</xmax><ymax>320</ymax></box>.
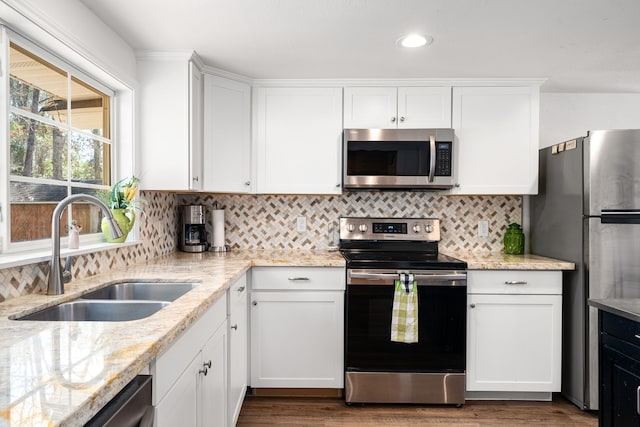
<box><xmin>180</xmin><ymin>193</ymin><xmax>521</xmax><ymax>253</ymax></box>
<box><xmin>0</xmin><ymin>191</ymin><xmax>520</xmax><ymax>302</ymax></box>
<box><xmin>0</xmin><ymin>191</ymin><xmax>178</xmax><ymax>302</ymax></box>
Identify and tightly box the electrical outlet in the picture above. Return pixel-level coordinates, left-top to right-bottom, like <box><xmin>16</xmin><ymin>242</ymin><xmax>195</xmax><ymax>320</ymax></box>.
<box><xmin>478</xmin><ymin>220</ymin><xmax>489</xmax><ymax>237</ymax></box>
<box><xmin>296</xmin><ymin>216</ymin><xmax>307</xmax><ymax>232</ymax></box>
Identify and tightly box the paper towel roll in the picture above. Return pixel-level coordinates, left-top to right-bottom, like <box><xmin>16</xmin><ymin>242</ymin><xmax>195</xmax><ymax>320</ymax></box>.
<box><xmin>212</xmin><ymin>209</ymin><xmax>226</xmax><ymax>248</ymax></box>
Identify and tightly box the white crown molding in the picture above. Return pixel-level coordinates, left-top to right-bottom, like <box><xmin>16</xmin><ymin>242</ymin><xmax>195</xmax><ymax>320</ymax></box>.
<box><xmin>135</xmin><ymin>49</ymin><xmax>196</xmax><ymax>61</ymax></box>
<box><xmin>200</xmin><ymin>64</ymin><xmax>253</xmax><ymax>85</ymax></box>
<box><xmin>250</xmin><ymin>77</ymin><xmax>547</xmax><ymax>88</ymax></box>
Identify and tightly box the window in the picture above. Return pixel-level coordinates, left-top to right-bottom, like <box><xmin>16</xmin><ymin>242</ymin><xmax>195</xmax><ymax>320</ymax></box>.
<box><xmin>5</xmin><ymin>39</ymin><xmax>114</xmax><ymax>250</ymax></box>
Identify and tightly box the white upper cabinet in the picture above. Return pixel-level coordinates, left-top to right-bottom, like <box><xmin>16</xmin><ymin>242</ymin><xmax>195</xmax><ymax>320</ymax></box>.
<box><xmin>343</xmin><ymin>87</ymin><xmax>452</xmax><ymax>129</ymax></box>
<box><xmin>254</xmin><ymin>87</ymin><xmax>343</xmax><ymax>194</ymax></box>
<box><xmin>137</xmin><ymin>53</ymin><xmax>203</xmax><ymax>191</ymax></box>
<box><xmin>203</xmin><ymin>74</ymin><xmax>252</xmax><ymax>193</ymax></box>
<box><xmin>451</xmin><ymin>86</ymin><xmax>540</xmax><ymax>195</ymax></box>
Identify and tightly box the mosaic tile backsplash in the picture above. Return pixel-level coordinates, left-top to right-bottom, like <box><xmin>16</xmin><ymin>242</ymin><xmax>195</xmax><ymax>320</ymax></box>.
<box><xmin>0</xmin><ymin>191</ymin><xmax>178</xmax><ymax>302</ymax></box>
<box><xmin>0</xmin><ymin>191</ymin><xmax>520</xmax><ymax>301</ymax></box>
<box><xmin>181</xmin><ymin>192</ymin><xmax>522</xmax><ymax>253</ymax></box>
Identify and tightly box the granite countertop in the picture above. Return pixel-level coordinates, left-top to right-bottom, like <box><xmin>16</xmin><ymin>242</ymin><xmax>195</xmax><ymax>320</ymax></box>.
<box><xmin>0</xmin><ymin>248</ymin><xmax>572</xmax><ymax>426</ymax></box>
<box><xmin>589</xmin><ymin>299</ymin><xmax>640</xmax><ymax>323</ymax></box>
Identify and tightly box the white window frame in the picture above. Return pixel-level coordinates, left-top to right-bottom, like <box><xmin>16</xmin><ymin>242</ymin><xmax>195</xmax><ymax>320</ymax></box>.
<box><xmin>1</xmin><ymin>28</ymin><xmax>119</xmax><ymax>254</ymax></box>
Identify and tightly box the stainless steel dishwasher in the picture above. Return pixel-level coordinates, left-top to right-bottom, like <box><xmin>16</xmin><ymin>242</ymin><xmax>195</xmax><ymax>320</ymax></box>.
<box><xmin>84</xmin><ymin>375</ymin><xmax>154</xmax><ymax>427</ymax></box>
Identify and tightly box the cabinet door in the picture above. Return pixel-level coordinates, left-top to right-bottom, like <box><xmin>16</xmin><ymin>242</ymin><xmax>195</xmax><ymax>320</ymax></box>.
<box><xmin>451</xmin><ymin>86</ymin><xmax>539</xmax><ymax>194</ymax></box>
<box><xmin>600</xmin><ymin>343</ymin><xmax>640</xmax><ymax>427</ymax></box>
<box><xmin>228</xmin><ymin>276</ymin><xmax>248</xmax><ymax>426</ymax></box>
<box><xmin>189</xmin><ymin>61</ymin><xmax>204</xmax><ymax>191</ymax></box>
<box><xmin>250</xmin><ymin>291</ymin><xmax>344</xmax><ymax>388</ymax></box>
<box><xmin>467</xmin><ymin>293</ymin><xmax>562</xmax><ymax>392</ymax></box>
<box><xmin>155</xmin><ymin>352</ymin><xmax>200</xmax><ymax>427</ymax></box>
<box><xmin>397</xmin><ymin>87</ymin><xmax>452</xmax><ymax>128</ymax></box>
<box><xmin>201</xmin><ymin>322</ymin><xmax>227</xmax><ymax>427</ymax></box>
<box><xmin>254</xmin><ymin>87</ymin><xmax>342</xmax><ymax>194</ymax></box>
<box><xmin>203</xmin><ymin>75</ymin><xmax>252</xmax><ymax>193</ymax></box>
<box><xmin>343</xmin><ymin>87</ymin><xmax>398</xmax><ymax>128</ymax></box>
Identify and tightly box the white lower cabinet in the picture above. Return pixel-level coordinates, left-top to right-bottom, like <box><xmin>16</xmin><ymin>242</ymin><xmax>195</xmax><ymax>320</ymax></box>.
<box><xmin>250</xmin><ymin>267</ymin><xmax>345</xmax><ymax>388</ymax></box>
<box><xmin>228</xmin><ymin>275</ymin><xmax>248</xmax><ymax>426</ymax></box>
<box><xmin>466</xmin><ymin>270</ymin><xmax>562</xmax><ymax>396</ymax></box>
<box><xmin>152</xmin><ymin>296</ymin><xmax>228</xmax><ymax>427</ymax></box>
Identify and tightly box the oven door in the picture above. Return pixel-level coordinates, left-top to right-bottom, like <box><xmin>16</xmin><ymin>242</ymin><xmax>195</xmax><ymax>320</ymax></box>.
<box><xmin>346</xmin><ymin>269</ymin><xmax>467</xmax><ymax>373</ymax></box>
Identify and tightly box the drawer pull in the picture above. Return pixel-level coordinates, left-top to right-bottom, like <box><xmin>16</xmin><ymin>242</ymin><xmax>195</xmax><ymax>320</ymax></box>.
<box><xmin>237</xmin><ymin>286</ymin><xmax>245</xmax><ymax>293</ymax></box>
<box><xmin>634</xmin><ymin>334</ymin><xmax>640</xmax><ymax>340</ymax></box>
<box><xmin>288</xmin><ymin>277</ymin><xmax>310</xmax><ymax>281</ymax></box>
<box><xmin>504</xmin><ymin>281</ymin><xmax>528</xmax><ymax>285</ymax></box>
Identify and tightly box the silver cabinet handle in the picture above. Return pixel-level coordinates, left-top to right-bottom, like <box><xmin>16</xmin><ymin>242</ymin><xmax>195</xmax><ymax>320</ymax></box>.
<box><xmin>428</xmin><ymin>134</ymin><xmax>436</xmax><ymax>183</ymax></box>
<box><xmin>199</xmin><ymin>360</ymin><xmax>211</xmax><ymax>376</ymax></box>
<box><xmin>637</xmin><ymin>385</ymin><xmax>640</xmax><ymax>415</ymax></box>
<box><xmin>237</xmin><ymin>286</ymin><xmax>245</xmax><ymax>293</ymax></box>
<box><xmin>192</xmin><ymin>176</ymin><xmax>199</xmax><ymax>182</ymax></box>
<box><xmin>390</xmin><ymin>116</ymin><xmax>397</xmax><ymax>123</ymax></box>
<box><xmin>400</xmin><ymin>116</ymin><xmax>405</xmax><ymax>122</ymax></box>
<box><xmin>336</xmin><ymin>183</ymin><xmax>340</xmax><ymax>187</ymax></box>
<box><xmin>288</xmin><ymin>277</ymin><xmax>310</xmax><ymax>281</ymax></box>
<box><xmin>231</xmin><ymin>324</ymin><xmax>238</xmax><ymax>330</ymax></box>
<box><xmin>504</xmin><ymin>281</ymin><xmax>528</xmax><ymax>285</ymax></box>
<box><xmin>244</xmin><ymin>181</ymin><xmax>251</xmax><ymax>186</ymax></box>
<box><xmin>470</xmin><ymin>304</ymin><xmax>476</xmax><ymax>308</ymax></box>
<box><xmin>252</xmin><ymin>301</ymin><xmax>257</xmax><ymax>306</ymax></box>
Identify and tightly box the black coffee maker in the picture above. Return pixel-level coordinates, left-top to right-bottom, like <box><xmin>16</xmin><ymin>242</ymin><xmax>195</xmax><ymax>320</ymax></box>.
<box><xmin>180</xmin><ymin>205</ymin><xmax>208</xmax><ymax>252</ymax></box>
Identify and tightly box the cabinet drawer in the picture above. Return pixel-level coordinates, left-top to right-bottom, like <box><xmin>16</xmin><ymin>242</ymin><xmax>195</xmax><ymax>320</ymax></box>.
<box><xmin>602</xmin><ymin>311</ymin><xmax>640</xmax><ymax>348</ymax></box>
<box><xmin>229</xmin><ymin>274</ymin><xmax>248</xmax><ymax>306</ymax></box>
<box><xmin>468</xmin><ymin>270</ymin><xmax>561</xmax><ymax>295</ymax></box>
<box><xmin>152</xmin><ymin>296</ymin><xmax>226</xmax><ymax>403</ymax></box>
<box><xmin>251</xmin><ymin>267</ymin><xmax>345</xmax><ymax>291</ymax></box>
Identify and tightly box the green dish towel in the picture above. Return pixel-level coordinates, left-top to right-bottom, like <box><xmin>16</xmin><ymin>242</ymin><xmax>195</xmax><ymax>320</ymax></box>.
<box><xmin>391</xmin><ymin>279</ymin><xmax>418</xmax><ymax>343</ymax></box>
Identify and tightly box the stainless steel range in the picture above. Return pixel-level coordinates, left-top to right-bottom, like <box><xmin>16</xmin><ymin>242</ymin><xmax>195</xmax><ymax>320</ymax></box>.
<box><xmin>340</xmin><ymin>217</ymin><xmax>467</xmax><ymax>405</ymax></box>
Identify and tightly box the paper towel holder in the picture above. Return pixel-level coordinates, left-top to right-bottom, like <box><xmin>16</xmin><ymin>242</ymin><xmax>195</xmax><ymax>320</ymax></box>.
<box><xmin>209</xmin><ymin>202</ymin><xmax>230</xmax><ymax>253</ymax></box>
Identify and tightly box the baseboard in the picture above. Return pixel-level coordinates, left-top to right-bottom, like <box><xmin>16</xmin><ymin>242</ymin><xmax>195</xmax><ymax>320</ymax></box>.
<box><xmin>249</xmin><ymin>388</ymin><xmax>343</xmax><ymax>398</ymax></box>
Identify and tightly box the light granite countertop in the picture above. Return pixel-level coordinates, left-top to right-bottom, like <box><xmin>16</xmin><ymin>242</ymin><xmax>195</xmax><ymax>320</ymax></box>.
<box><xmin>0</xmin><ymin>249</ymin><xmax>572</xmax><ymax>426</ymax></box>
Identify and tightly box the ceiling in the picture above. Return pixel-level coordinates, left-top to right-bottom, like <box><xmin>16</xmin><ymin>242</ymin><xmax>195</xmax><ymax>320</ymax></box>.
<box><xmin>79</xmin><ymin>0</ymin><xmax>640</xmax><ymax>93</ymax></box>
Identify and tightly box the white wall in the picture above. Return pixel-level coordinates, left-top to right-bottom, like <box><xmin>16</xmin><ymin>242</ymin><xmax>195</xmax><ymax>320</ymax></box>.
<box><xmin>539</xmin><ymin>93</ymin><xmax>640</xmax><ymax>148</ymax></box>
<box><xmin>0</xmin><ymin>0</ymin><xmax>136</xmax><ymax>86</ymax></box>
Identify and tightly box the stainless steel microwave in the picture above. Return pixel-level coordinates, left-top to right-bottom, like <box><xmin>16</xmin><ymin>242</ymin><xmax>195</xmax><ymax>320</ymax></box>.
<box><xmin>343</xmin><ymin>128</ymin><xmax>456</xmax><ymax>190</ymax></box>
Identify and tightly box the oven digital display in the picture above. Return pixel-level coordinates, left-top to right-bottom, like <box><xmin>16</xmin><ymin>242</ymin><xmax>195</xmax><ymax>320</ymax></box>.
<box><xmin>373</xmin><ymin>222</ymin><xmax>407</xmax><ymax>234</ymax></box>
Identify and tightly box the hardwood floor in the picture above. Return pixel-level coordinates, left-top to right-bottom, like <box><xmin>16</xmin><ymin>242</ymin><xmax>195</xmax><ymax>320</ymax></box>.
<box><xmin>237</xmin><ymin>395</ymin><xmax>598</xmax><ymax>426</ymax></box>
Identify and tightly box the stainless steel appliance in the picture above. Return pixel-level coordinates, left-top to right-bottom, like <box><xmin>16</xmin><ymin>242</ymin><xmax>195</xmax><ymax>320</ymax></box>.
<box><xmin>531</xmin><ymin>129</ymin><xmax>640</xmax><ymax>410</ymax></box>
<box><xmin>180</xmin><ymin>205</ymin><xmax>208</xmax><ymax>253</ymax></box>
<box><xmin>343</xmin><ymin>128</ymin><xmax>456</xmax><ymax>190</ymax></box>
<box><xmin>85</xmin><ymin>375</ymin><xmax>154</xmax><ymax>427</ymax></box>
<box><xmin>340</xmin><ymin>217</ymin><xmax>467</xmax><ymax>405</ymax></box>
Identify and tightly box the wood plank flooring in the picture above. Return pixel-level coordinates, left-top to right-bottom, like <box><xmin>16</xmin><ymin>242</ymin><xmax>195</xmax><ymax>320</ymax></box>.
<box><xmin>237</xmin><ymin>395</ymin><xmax>598</xmax><ymax>426</ymax></box>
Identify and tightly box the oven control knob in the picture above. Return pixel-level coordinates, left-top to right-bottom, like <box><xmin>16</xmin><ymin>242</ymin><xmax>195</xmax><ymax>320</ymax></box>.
<box><xmin>424</xmin><ymin>224</ymin><xmax>434</xmax><ymax>233</ymax></box>
<box><xmin>358</xmin><ymin>224</ymin><xmax>368</xmax><ymax>232</ymax></box>
<box><xmin>412</xmin><ymin>224</ymin><xmax>421</xmax><ymax>233</ymax></box>
<box><xmin>346</xmin><ymin>224</ymin><xmax>356</xmax><ymax>232</ymax></box>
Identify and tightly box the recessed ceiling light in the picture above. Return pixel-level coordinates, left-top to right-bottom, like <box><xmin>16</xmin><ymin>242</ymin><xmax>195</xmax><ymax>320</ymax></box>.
<box><xmin>398</xmin><ymin>34</ymin><xmax>433</xmax><ymax>48</ymax></box>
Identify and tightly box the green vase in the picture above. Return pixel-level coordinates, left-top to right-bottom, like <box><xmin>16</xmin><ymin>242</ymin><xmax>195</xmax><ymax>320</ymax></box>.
<box><xmin>101</xmin><ymin>209</ymin><xmax>135</xmax><ymax>243</ymax></box>
<box><xmin>503</xmin><ymin>223</ymin><xmax>525</xmax><ymax>254</ymax></box>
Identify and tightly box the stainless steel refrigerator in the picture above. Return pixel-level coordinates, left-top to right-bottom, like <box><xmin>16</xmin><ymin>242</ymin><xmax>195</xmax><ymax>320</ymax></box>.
<box><xmin>531</xmin><ymin>129</ymin><xmax>640</xmax><ymax>411</ymax></box>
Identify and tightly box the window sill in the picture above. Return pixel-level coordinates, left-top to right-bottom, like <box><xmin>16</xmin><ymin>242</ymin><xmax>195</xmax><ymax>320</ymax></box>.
<box><xmin>0</xmin><ymin>240</ymin><xmax>143</xmax><ymax>270</ymax></box>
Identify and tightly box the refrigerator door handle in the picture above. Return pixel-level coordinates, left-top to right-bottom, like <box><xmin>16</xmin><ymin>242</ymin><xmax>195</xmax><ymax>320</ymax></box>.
<box><xmin>600</xmin><ymin>211</ymin><xmax>640</xmax><ymax>224</ymax></box>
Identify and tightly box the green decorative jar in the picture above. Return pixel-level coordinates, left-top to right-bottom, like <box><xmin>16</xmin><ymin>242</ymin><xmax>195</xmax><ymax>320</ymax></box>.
<box><xmin>503</xmin><ymin>223</ymin><xmax>525</xmax><ymax>254</ymax></box>
<box><xmin>101</xmin><ymin>209</ymin><xmax>135</xmax><ymax>243</ymax></box>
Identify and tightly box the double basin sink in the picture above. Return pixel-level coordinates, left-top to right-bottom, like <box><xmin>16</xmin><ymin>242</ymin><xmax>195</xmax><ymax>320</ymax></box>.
<box><xmin>17</xmin><ymin>282</ymin><xmax>199</xmax><ymax>322</ymax></box>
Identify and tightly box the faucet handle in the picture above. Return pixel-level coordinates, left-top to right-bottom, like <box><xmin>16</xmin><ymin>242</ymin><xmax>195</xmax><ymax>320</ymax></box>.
<box><xmin>62</xmin><ymin>270</ymin><xmax>72</xmax><ymax>283</ymax></box>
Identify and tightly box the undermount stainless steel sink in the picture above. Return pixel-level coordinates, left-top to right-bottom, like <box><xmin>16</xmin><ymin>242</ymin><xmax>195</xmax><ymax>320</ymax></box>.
<box><xmin>81</xmin><ymin>282</ymin><xmax>199</xmax><ymax>302</ymax></box>
<box><xmin>17</xmin><ymin>300</ymin><xmax>170</xmax><ymax>322</ymax></box>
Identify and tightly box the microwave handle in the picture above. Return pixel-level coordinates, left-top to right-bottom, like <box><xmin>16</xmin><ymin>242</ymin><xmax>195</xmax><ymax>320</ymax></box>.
<box><xmin>428</xmin><ymin>135</ymin><xmax>436</xmax><ymax>183</ymax></box>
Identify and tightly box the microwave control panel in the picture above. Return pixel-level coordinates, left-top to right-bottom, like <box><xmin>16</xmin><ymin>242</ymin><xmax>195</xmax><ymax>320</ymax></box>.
<box><xmin>435</xmin><ymin>142</ymin><xmax>452</xmax><ymax>176</ymax></box>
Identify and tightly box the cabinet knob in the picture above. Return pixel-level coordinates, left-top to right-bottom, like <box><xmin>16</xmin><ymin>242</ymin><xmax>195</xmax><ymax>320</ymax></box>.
<box><xmin>336</xmin><ymin>183</ymin><xmax>341</xmax><ymax>187</ymax></box>
<box><xmin>252</xmin><ymin>301</ymin><xmax>257</xmax><ymax>306</ymax></box>
<box><xmin>244</xmin><ymin>181</ymin><xmax>251</xmax><ymax>186</ymax></box>
<box><xmin>199</xmin><ymin>366</ymin><xmax>208</xmax><ymax>376</ymax></box>
<box><xmin>231</xmin><ymin>324</ymin><xmax>238</xmax><ymax>330</ymax></box>
<box><xmin>400</xmin><ymin>116</ymin><xmax>405</xmax><ymax>122</ymax></box>
<box><xmin>454</xmin><ymin>183</ymin><xmax>460</xmax><ymax>188</ymax></box>
<box><xmin>237</xmin><ymin>286</ymin><xmax>245</xmax><ymax>293</ymax></box>
<box><xmin>192</xmin><ymin>176</ymin><xmax>199</xmax><ymax>182</ymax></box>
<box><xmin>390</xmin><ymin>116</ymin><xmax>397</xmax><ymax>123</ymax></box>
<box><xmin>204</xmin><ymin>360</ymin><xmax>212</xmax><ymax>368</ymax></box>
<box><xmin>470</xmin><ymin>304</ymin><xmax>476</xmax><ymax>308</ymax></box>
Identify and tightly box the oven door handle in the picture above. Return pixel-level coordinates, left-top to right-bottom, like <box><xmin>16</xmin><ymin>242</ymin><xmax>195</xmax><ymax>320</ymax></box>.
<box><xmin>348</xmin><ymin>272</ymin><xmax>467</xmax><ymax>282</ymax></box>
